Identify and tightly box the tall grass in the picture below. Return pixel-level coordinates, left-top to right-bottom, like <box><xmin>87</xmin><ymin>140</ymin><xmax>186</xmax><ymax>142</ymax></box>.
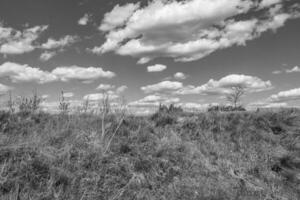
<box><xmin>0</xmin><ymin>98</ymin><xmax>300</xmax><ymax>199</ymax></box>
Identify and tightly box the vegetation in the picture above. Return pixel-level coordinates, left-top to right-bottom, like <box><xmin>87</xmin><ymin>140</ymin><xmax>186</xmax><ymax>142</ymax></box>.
<box><xmin>0</xmin><ymin>95</ymin><xmax>300</xmax><ymax>200</ymax></box>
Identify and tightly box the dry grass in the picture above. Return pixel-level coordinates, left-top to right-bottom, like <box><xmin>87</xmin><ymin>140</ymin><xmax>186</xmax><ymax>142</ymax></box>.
<box><xmin>0</xmin><ymin>108</ymin><xmax>300</xmax><ymax>199</ymax></box>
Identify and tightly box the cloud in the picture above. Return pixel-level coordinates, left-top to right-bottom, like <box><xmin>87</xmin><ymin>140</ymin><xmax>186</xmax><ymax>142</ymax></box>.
<box><xmin>84</xmin><ymin>85</ymin><xmax>127</xmax><ymax>101</ymax></box>
<box><xmin>41</xmin><ymin>35</ymin><xmax>78</xmax><ymax>50</ymax></box>
<box><xmin>286</xmin><ymin>66</ymin><xmax>300</xmax><ymax>73</ymax></box>
<box><xmin>40</xmin><ymin>51</ymin><xmax>57</xmax><ymax>61</ymax></box>
<box><xmin>93</xmin><ymin>0</ymin><xmax>299</xmax><ymax>63</ymax></box>
<box><xmin>272</xmin><ymin>66</ymin><xmax>300</xmax><ymax>74</ymax></box>
<box><xmin>129</xmin><ymin>94</ymin><xmax>180</xmax><ymax>107</ymax></box>
<box><xmin>116</xmin><ymin>85</ymin><xmax>128</xmax><ymax>93</ymax></box>
<box><xmin>96</xmin><ymin>84</ymin><xmax>115</xmax><ymax>91</ymax></box>
<box><xmin>78</xmin><ymin>14</ymin><xmax>90</xmax><ymax>25</ymax></box>
<box><xmin>174</xmin><ymin>72</ymin><xmax>187</xmax><ymax>80</ymax></box>
<box><xmin>248</xmin><ymin>101</ymin><xmax>288</xmax><ymax>108</ymax></box>
<box><xmin>176</xmin><ymin>74</ymin><xmax>272</xmax><ymax>95</ymax></box>
<box><xmin>0</xmin><ymin>62</ymin><xmax>116</xmax><ymax>84</ymax></box>
<box><xmin>0</xmin><ymin>62</ymin><xmax>57</xmax><ymax>84</ymax></box>
<box><xmin>62</xmin><ymin>92</ymin><xmax>74</xmax><ymax>98</ymax></box>
<box><xmin>147</xmin><ymin>64</ymin><xmax>167</xmax><ymax>72</ymax></box>
<box><xmin>141</xmin><ymin>81</ymin><xmax>183</xmax><ymax>93</ymax></box>
<box><xmin>259</xmin><ymin>0</ymin><xmax>282</xmax><ymax>9</ymax></box>
<box><xmin>0</xmin><ymin>25</ymin><xmax>48</xmax><ymax>55</ymax></box>
<box><xmin>99</xmin><ymin>3</ymin><xmax>140</xmax><ymax>32</ymax></box>
<box><xmin>83</xmin><ymin>92</ymin><xmax>119</xmax><ymax>101</ymax></box>
<box><xmin>269</xmin><ymin>88</ymin><xmax>300</xmax><ymax>102</ymax></box>
<box><xmin>272</xmin><ymin>70</ymin><xmax>282</xmax><ymax>74</ymax></box>
<box><xmin>0</xmin><ymin>83</ymin><xmax>12</xmax><ymax>94</ymax></box>
<box><xmin>51</xmin><ymin>66</ymin><xmax>115</xmax><ymax>82</ymax></box>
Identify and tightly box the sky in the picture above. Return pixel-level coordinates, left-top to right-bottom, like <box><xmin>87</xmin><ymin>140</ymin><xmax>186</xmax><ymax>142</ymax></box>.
<box><xmin>0</xmin><ymin>0</ymin><xmax>300</xmax><ymax>113</ymax></box>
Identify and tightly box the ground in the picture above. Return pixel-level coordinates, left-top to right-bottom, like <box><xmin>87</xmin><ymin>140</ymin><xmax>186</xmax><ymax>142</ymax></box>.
<box><xmin>0</xmin><ymin>108</ymin><xmax>300</xmax><ymax>200</ymax></box>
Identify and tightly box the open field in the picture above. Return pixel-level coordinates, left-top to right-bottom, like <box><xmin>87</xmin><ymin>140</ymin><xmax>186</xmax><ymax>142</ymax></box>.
<box><xmin>1</xmin><ymin>108</ymin><xmax>300</xmax><ymax>200</ymax></box>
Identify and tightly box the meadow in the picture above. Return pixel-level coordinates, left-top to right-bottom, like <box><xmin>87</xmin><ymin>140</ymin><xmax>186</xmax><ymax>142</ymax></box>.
<box><xmin>0</xmin><ymin>101</ymin><xmax>300</xmax><ymax>200</ymax></box>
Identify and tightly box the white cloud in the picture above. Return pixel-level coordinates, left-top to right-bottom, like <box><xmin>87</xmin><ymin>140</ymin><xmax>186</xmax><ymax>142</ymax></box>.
<box><xmin>259</xmin><ymin>0</ymin><xmax>282</xmax><ymax>9</ymax></box>
<box><xmin>62</xmin><ymin>92</ymin><xmax>74</xmax><ymax>98</ymax></box>
<box><xmin>0</xmin><ymin>25</ymin><xmax>48</xmax><ymax>55</ymax></box>
<box><xmin>41</xmin><ymin>35</ymin><xmax>78</xmax><ymax>50</ymax></box>
<box><xmin>96</xmin><ymin>84</ymin><xmax>115</xmax><ymax>91</ymax></box>
<box><xmin>176</xmin><ymin>74</ymin><xmax>272</xmax><ymax>95</ymax></box>
<box><xmin>269</xmin><ymin>88</ymin><xmax>300</xmax><ymax>102</ymax></box>
<box><xmin>51</xmin><ymin>66</ymin><xmax>115</xmax><ymax>82</ymax></box>
<box><xmin>78</xmin><ymin>14</ymin><xmax>90</xmax><ymax>25</ymax></box>
<box><xmin>93</xmin><ymin>0</ymin><xmax>299</xmax><ymax>63</ymax></box>
<box><xmin>99</xmin><ymin>3</ymin><xmax>140</xmax><ymax>32</ymax></box>
<box><xmin>272</xmin><ymin>66</ymin><xmax>300</xmax><ymax>74</ymax></box>
<box><xmin>129</xmin><ymin>94</ymin><xmax>180</xmax><ymax>107</ymax></box>
<box><xmin>248</xmin><ymin>101</ymin><xmax>288</xmax><ymax>108</ymax></box>
<box><xmin>0</xmin><ymin>62</ymin><xmax>57</xmax><ymax>84</ymax></box>
<box><xmin>272</xmin><ymin>70</ymin><xmax>282</xmax><ymax>74</ymax></box>
<box><xmin>141</xmin><ymin>81</ymin><xmax>183</xmax><ymax>93</ymax></box>
<box><xmin>147</xmin><ymin>64</ymin><xmax>167</xmax><ymax>72</ymax></box>
<box><xmin>174</xmin><ymin>72</ymin><xmax>187</xmax><ymax>80</ymax></box>
<box><xmin>116</xmin><ymin>85</ymin><xmax>128</xmax><ymax>93</ymax></box>
<box><xmin>0</xmin><ymin>62</ymin><xmax>116</xmax><ymax>84</ymax></box>
<box><xmin>83</xmin><ymin>93</ymin><xmax>119</xmax><ymax>101</ymax></box>
<box><xmin>0</xmin><ymin>83</ymin><xmax>11</xmax><ymax>94</ymax></box>
<box><xmin>286</xmin><ymin>66</ymin><xmax>300</xmax><ymax>73</ymax></box>
<box><xmin>40</xmin><ymin>51</ymin><xmax>57</xmax><ymax>61</ymax></box>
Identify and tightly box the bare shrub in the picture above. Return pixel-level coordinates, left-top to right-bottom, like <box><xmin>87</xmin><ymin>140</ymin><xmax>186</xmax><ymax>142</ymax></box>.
<box><xmin>226</xmin><ymin>86</ymin><xmax>245</xmax><ymax>109</ymax></box>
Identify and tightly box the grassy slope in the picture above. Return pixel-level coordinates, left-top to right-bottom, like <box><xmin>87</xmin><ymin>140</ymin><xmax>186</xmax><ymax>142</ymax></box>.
<box><xmin>0</xmin><ymin>109</ymin><xmax>300</xmax><ymax>200</ymax></box>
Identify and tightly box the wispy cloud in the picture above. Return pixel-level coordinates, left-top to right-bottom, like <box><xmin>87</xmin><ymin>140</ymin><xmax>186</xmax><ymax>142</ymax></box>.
<box><xmin>40</xmin><ymin>35</ymin><xmax>78</xmax><ymax>50</ymax></box>
<box><xmin>272</xmin><ymin>66</ymin><xmax>300</xmax><ymax>74</ymax></box>
<box><xmin>40</xmin><ymin>51</ymin><xmax>57</xmax><ymax>61</ymax></box>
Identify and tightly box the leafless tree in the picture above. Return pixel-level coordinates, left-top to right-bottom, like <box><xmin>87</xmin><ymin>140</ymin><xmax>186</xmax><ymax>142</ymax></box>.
<box><xmin>226</xmin><ymin>86</ymin><xmax>245</xmax><ymax>109</ymax></box>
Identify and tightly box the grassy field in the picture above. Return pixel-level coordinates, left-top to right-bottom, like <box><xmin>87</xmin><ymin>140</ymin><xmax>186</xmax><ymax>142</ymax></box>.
<box><xmin>0</xmin><ymin>108</ymin><xmax>300</xmax><ymax>200</ymax></box>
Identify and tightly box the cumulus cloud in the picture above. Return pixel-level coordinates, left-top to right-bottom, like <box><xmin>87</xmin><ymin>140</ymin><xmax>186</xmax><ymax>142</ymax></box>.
<box><xmin>129</xmin><ymin>94</ymin><xmax>180</xmax><ymax>107</ymax></box>
<box><xmin>78</xmin><ymin>14</ymin><xmax>90</xmax><ymax>25</ymax></box>
<box><xmin>51</xmin><ymin>66</ymin><xmax>115</xmax><ymax>82</ymax></box>
<box><xmin>147</xmin><ymin>64</ymin><xmax>167</xmax><ymax>72</ymax></box>
<box><xmin>141</xmin><ymin>81</ymin><xmax>183</xmax><ymax>93</ymax></box>
<box><xmin>0</xmin><ymin>62</ymin><xmax>57</xmax><ymax>84</ymax></box>
<box><xmin>176</xmin><ymin>74</ymin><xmax>272</xmax><ymax>95</ymax></box>
<box><xmin>269</xmin><ymin>88</ymin><xmax>300</xmax><ymax>102</ymax></box>
<box><xmin>174</xmin><ymin>72</ymin><xmax>187</xmax><ymax>80</ymax></box>
<box><xmin>96</xmin><ymin>84</ymin><xmax>115</xmax><ymax>91</ymax></box>
<box><xmin>0</xmin><ymin>83</ymin><xmax>12</xmax><ymax>94</ymax></box>
<box><xmin>0</xmin><ymin>25</ymin><xmax>48</xmax><ymax>55</ymax></box>
<box><xmin>93</xmin><ymin>0</ymin><xmax>299</xmax><ymax>63</ymax></box>
<box><xmin>0</xmin><ymin>62</ymin><xmax>115</xmax><ymax>84</ymax></box>
<box><xmin>41</xmin><ymin>35</ymin><xmax>78</xmax><ymax>50</ymax></box>
<box><xmin>40</xmin><ymin>51</ymin><xmax>57</xmax><ymax>61</ymax></box>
